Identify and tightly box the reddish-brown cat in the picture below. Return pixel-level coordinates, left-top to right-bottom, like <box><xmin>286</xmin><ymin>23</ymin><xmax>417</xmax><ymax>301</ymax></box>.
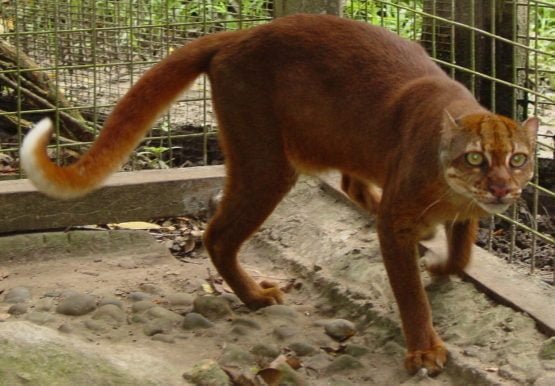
<box><xmin>21</xmin><ymin>14</ymin><xmax>538</xmax><ymax>375</ymax></box>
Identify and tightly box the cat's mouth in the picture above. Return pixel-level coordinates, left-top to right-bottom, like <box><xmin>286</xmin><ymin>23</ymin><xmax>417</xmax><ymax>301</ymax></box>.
<box><xmin>476</xmin><ymin>201</ymin><xmax>511</xmax><ymax>214</ymax></box>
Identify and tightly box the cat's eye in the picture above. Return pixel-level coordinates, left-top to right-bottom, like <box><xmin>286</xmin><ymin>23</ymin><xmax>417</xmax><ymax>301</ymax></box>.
<box><xmin>510</xmin><ymin>153</ymin><xmax>527</xmax><ymax>168</ymax></box>
<box><xmin>465</xmin><ymin>152</ymin><xmax>485</xmax><ymax>167</ymax></box>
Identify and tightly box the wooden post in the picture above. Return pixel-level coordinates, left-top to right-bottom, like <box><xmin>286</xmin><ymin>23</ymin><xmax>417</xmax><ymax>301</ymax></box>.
<box><xmin>274</xmin><ymin>0</ymin><xmax>342</xmax><ymax>17</ymax></box>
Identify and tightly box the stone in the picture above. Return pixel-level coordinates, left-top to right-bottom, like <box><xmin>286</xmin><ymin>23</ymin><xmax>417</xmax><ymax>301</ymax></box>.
<box><xmin>98</xmin><ymin>297</ymin><xmax>124</xmax><ymax>309</ymax></box>
<box><xmin>220</xmin><ymin>293</ymin><xmax>241</xmax><ymax>306</ymax></box>
<box><xmin>218</xmin><ymin>344</ymin><xmax>255</xmax><ymax>367</ymax></box>
<box><xmin>232</xmin><ymin>317</ymin><xmax>261</xmax><ymax>330</ymax></box>
<box><xmin>131</xmin><ymin>300</ymin><xmax>155</xmax><ymax>313</ymax></box>
<box><xmin>146</xmin><ymin>306</ymin><xmax>183</xmax><ymax>323</ymax></box>
<box><xmin>182</xmin><ymin>312</ymin><xmax>214</xmax><ymax>330</ymax></box>
<box><xmin>344</xmin><ymin>344</ymin><xmax>370</xmax><ymax>357</ymax></box>
<box><xmin>322</xmin><ymin>319</ymin><xmax>356</xmax><ymax>342</ymax></box>
<box><xmin>152</xmin><ymin>334</ymin><xmax>176</xmax><ymax>344</ymax></box>
<box><xmin>539</xmin><ymin>337</ymin><xmax>555</xmax><ymax>360</ymax></box>
<box><xmin>251</xmin><ymin>343</ymin><xmax>281</xmax><ymax>358</ymax></box>
<box><xmin>193</xmin><ymin>296</ymin><xmax>232</xmax><ymax>320</ymax></box>
<box><xmin>325</xmin><ymin>355</ymin><xmax>363</xmax><ymax>374</ymax></box>
<box><xmin>35</xmin><ymin>298</ymin><xmax>55</xmax><ymax>311</ymax></box>
<box><xmin>56</xmin><ymin>294</ymin><xmax>97</xmax><ymax>316</ymax></box>
<box><xmin>84</xmin><ymin>320</ymin><xmax>108</xmax><ymax>332</ymax></box>
<box><xmin>128</xmin><ymin>292</ymin><xmax>152</xmax><ymax>302</ymax></box>
<box><xmin>92</xmin><ymin>304</ymin><xmax>126</xmax><ymax>323</ymax></box>
<box><xmin>26</xmin><ymin>312</ymin><xmax>55</xmax><ymax>325</ymax></box>
<box><xmin>167</xmin><ymin>292</ymin><xmax>194</xmax><ymax>306</ymax></box>
<box><xmin>144</xmin><ymin>318</ymin><xmax>174</xmax><ymax>336</ymax></box>
<box><xmin>289</xmin><ymin>342</ymin><xmax>317</xmax><ymax>357</ymax></box>
<box><xmin>534</xmin><ymin>375</ymin><xmax>555</xmax><ymax>386</ymax></box>
<box><xmin>8</xmin><ymin>303</ymin><xmax>28</xmax><ymax>315</ymax></box>
<box><xmin>183</xmin><ymin>359</ymin><xmax>230</xmax><ymax>386</ymax></box>
<box><xmin>273</xmin><ymin>325</ymin><xmax>298</xmax><ymax>341</ymax></box>
<box><xmin>139</xmin><ymin>283</ymin><xmax>163</xmax><ymax>295</ymax></box>
<box><xmin>4</xmin><ymin>287</ymin><xmax>31</xmax><ymax>303</ymax></box>
<box><xmin>258</xmin><ymin>305</ymin><xmax>299</xmax><ymax>320</ymax></box>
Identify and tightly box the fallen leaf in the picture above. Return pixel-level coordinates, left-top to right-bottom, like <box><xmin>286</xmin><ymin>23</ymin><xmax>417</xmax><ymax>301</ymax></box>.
<box><xmin>109</xmin><ymin>221</ymin><xmax>162</xmax><ymax>230</ymax></box>
<box><xmin>256</xmin><ymin>368</ymin><xmax>283</xmax><ymax>385</ymax></box>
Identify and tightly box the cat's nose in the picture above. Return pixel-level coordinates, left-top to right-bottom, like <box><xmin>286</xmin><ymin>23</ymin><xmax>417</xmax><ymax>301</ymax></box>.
<box><xmin>488</xmin><ymin>184</ymin><xmax>510</xmax><ymax>198</ymax></box>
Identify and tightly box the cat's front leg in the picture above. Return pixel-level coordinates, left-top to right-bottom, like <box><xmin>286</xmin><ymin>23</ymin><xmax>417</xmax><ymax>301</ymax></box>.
<box><xmin>426</xmin><ymin>218</ymin><xmax>477</xmax><ymax>276</ymax></box>
<box><xmin>377</xmin><ymin>214</ymin><xmax>447</xmax><ymax>375</ymax></box>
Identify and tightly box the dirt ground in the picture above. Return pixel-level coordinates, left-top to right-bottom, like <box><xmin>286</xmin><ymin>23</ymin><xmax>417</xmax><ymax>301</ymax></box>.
<box><xmin>0</xmin><ymin>177</ymin><xmax>554</xmax><ymax>385</ymax></box>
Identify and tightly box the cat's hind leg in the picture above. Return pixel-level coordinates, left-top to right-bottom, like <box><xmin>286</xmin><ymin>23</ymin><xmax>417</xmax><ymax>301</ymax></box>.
<box><xmin>203</xmin><ymin>128</ymin><xmax>298</xmax><ymax>310</ymax></box>
<box><xmin>340</xmin><ymin>174</ymin><xmax>381</xmax><ymax>215</ymax></box>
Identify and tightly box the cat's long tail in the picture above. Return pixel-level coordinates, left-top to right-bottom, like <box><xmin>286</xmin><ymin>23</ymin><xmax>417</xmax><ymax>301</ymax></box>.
<box><xmin>21</xmin><ymin>31</ymin><xmax>240</xmax><ymax>199</ymax></box>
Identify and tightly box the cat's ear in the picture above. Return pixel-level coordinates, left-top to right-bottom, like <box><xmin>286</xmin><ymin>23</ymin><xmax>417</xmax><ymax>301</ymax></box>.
<box><xmin>443</xmin><ymin>110</ymin><xmax>459</xmax><ymax>130</ymax></box>
<box><xmin>522</xmin><ymin>117</ymin><xmax>539</xmax><ymax>144</ymax></box>
<box><xmin>439</xmin><ymin>110</ymin><xmax>461</xmax><ymax>155</ymax></box>
<box><xmin>440</xmin><ymin>110</ymin><xmax>462</xmax><ymax>141</ymax></box>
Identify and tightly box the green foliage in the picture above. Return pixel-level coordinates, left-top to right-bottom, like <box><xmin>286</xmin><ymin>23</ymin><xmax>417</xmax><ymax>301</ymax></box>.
<box><xmin>343</xmin><ymin>0</ymin><xmax>423</xmax><ymax>39</ymax></box>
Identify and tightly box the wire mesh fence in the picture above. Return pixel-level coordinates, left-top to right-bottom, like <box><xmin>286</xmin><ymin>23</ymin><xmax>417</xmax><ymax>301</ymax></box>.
<box><xmin>0</xmin><ymin>1</ymin><xmax>552</xmax><ymax>283</ymax></box>
<box><xmin>344</xmin><ymin>0</ymin><xmax>554</xmax><ymax>284</ymax></box>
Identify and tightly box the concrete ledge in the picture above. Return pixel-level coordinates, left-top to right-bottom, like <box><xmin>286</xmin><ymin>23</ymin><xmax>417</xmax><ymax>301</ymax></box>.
<box><xmin>319</xmin><ymin>172</ymin><xmax>555</xmax><ymax>337</ymax></box>
<box><xmin>0</xmin><ymin>166</ymin><xmax>225</xmax><ymax>233</ymax></box>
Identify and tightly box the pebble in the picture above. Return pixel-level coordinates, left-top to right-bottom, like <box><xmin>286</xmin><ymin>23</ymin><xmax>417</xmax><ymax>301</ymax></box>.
<box><xmin>218</xmin><ymin>344</ymin><xmax>255</xmax><ymax>366</ymax></box>
<box><xmin>58</xmin><ymin>323</ymin><xmax>73</xmax><ymax>333</ymax></box>
<box><xmin>325</xmin><ymin>354</ymin><xmax>363</xmax><ymax>374</ymax></box>
<box><xmin>152</xmin><ymin>334</ymin><xmax>175</xmax><ymax>344</ymax></box>
<box><xmin>146</xmin><ymin>306</ymin><xmax>183</xmax><ymax>323</ymax></box>
<box><xmin>8</xmin><ymin>303</ymin><xmax>28</xmax><ymax>315</ymax></box>
<box><xmin>193</xmin><ymin>296</ymin><xmax>232</xmax><ymax>320</ymax></box>
<box><xmin>251</xmin><ymin>342</ymin><xmax>281</xmax><ymax>358</ymax></box>
<box><xmin>539</xmin><ymin>337</ymin><xmax>555</xmax><ymax>360</ymax></box>
<box><xmin>128</xmin><ymin>292</ymin><xmax>152</xmax><ymax>302</ymax></box>
<box><xmin>26</xmin><ymin>311</ymin><xmax>55</xmax><ymax>325</ymax></box>
<box><xmin>232</xmin><ymin>317</ymin><xmax>261</xmax><ymax>330</ymax></box>
<box><xmin>322</xmin><ymin>319</ymin><xmax>356</xmax><ymax>342</ymax></box>
<box><xmin>183</xmin><ymin>359</ymin><xmax>229</xmax><ymax>385</ymax></box>
<box><xmin>534</xmin><ymin>375</ymin><xmax>555</xmax><ymax>386</ymax></box>
<box><xmin>35</xmin><ymin>298</ymin><xmax>55</xmax><ymax>311</ymax></box>
<box><xmin>273</xmin><ymin>325</ymin><xmax>298</xmax><ymax>341</ymax></box>
<box><xmin>131</xmin><ymin>314</ymin><xmax>150</xmax><ymax>324</ymax></box>
<box><xmin>139</xmin><ymin>283</ymin><xmax>164</xmax><ymax>295</ymax></box>
<box><xmin>289</xmin><ymin>341</ymin><xmax>317</xmax><ymax>356</ymax></box>
<box><xmin>98</xmin><ymin>296</ymin><xmax>124</xmax><ymax>309</ymax></box>
<box><xmin>131</xmin><ymin>300</ymin><xmax>155</xmax><ymax>313</ymax></box>
<box><xmin>258</xmin><ymin>305</ymin><xmax>299</xmax><ymax>320</ymax></box>
<box><xmin>182</xmin><ymin>312</ymin><xmax>214</xmax><ymax>330</ymax></box>
<box><xmin>220</xmin><ymin>293</ymin><xmax>241</xmax><ymax>306</ymax></box>
<box><xmin>56</xmin><ymin>294</ymin><xmax>97</xmax><ymax>316</ymax></box>
<box><xmin>229</xmin><ymin>325</ymin><xmax>250</xmax><ymax>336</ymax></box>
<box><xmin>344</xmin><ymin>344</ymin><xmax>370</xmax><ymax>357</ymax></box>
<box><xmin>4</xmin><ymin>287</ymin><xmax>31</xmax><ymax>303</ymax></box>
<box><xmin>92</xmin><ymin>304</ymin><xmax>126</xmax><ymax>323</ymax></box>
<box><xmin>167</xmin><ymin>292</ymin><xmax>194</xmax><ymax>306</ymax></box>
<box><xmin>144</xmin><ymin>318</ymin><xmax>174</xmax><ymax>336</ymax></box>
<box><xmin>84</xmin><ymin>319</ymin><xmax>108</xmax><ymax>332</ymax></box>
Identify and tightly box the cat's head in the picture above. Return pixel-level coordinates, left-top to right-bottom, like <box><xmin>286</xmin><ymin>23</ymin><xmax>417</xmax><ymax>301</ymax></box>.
<box><xmin>440</xmin><ymin>112</ymin><xmax>538</xmax><ymax>214</ymax></box>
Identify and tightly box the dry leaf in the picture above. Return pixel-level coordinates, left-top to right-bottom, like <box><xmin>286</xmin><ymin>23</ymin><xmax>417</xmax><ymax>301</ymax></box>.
<box><xmin>201</xmin><ymin>282</ymin><xmax>215</xmax><ymax>294</ymax></box>
<box><xmin>256</xmin><ymin>368</ymin><xmax>283</xmax><ymax>385</ymax></box>
<box><xmin>109</xmin><ymin>221</ymin><xmax>162</xmax><ymax>230</ymax></box>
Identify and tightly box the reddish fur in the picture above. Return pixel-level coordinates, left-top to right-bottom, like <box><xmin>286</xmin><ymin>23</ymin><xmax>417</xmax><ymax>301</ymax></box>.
<box><xmin>23</xmin><ymin>14</ymin><xmax>538</xmax><ymax>375</ymax></box>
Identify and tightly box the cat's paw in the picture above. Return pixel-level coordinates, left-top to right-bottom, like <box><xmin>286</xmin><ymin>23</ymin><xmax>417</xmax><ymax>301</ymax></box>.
<box><xmin>243</xmin><ymin>281</ymin><xmax>284</xmax><ymax>310</ymax></box>
<box><xmin>425</xmin><ymin>260</ymin><xmax>463</xmax><ymax>277</ymax></box>
<box><xmin>405</xmin><ymin>344</ymin><xmax>448</xmax><ymax>376</ymax></box>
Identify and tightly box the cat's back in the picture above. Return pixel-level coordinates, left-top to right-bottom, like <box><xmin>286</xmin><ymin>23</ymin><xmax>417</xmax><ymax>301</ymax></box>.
<box><xmin>214</xmin><ymin>14</ymin><xmax>441</xmax><ymax>82</ymax></box>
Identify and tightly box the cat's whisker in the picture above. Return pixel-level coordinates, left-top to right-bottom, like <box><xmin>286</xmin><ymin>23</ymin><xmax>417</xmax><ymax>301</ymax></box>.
<box><xmin>417</xmin><ymin>189</ymin><xmax>451</xmax><ymax>220</ymax></box>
